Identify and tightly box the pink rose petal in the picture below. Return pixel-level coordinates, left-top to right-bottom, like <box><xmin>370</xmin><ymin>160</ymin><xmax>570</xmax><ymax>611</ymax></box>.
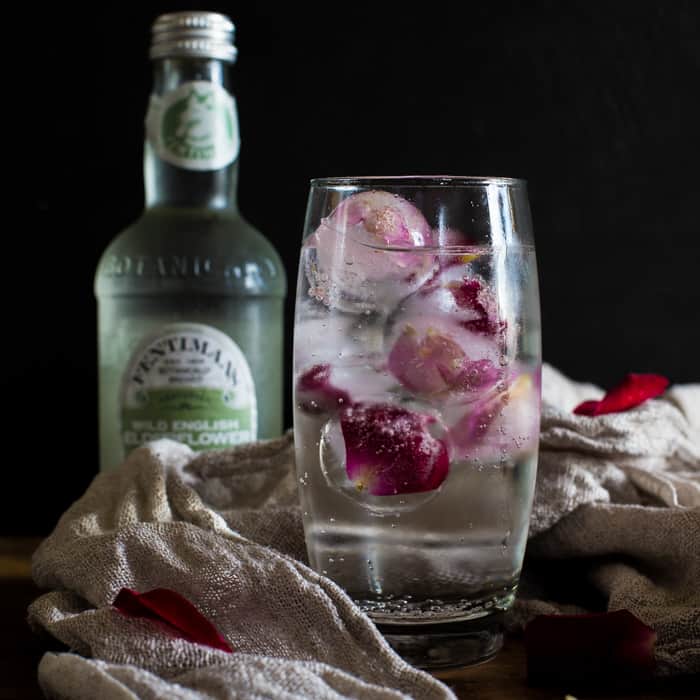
<box><xmin>340</xmin><ymin>402</ymin><xmax>449</xmax><ymax>496</ymax></box>
<box><xmin>387</xmin><ymin>323</ymin><xmax>502</xmax><ymax>398</ymax></box>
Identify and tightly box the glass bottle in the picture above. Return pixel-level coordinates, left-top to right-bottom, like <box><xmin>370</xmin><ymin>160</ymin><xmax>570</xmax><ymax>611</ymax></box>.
<box><xmin>95</xmin><ymin>12</ymin><xmax>286</xmax><ymax>470</ymax></box>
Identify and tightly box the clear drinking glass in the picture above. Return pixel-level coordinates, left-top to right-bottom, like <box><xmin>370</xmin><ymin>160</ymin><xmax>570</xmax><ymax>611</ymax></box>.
<box><xmin>292</xmin><ymin>176</ymin><xmax>541</xmax><ymax>669</ymax></box>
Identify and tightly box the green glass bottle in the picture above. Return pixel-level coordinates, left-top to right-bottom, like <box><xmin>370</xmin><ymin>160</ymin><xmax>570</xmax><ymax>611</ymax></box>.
<box><xmin>95</xmin><ymin>12</ymin><xmax>286</xmax><ymax>470</ymax></box>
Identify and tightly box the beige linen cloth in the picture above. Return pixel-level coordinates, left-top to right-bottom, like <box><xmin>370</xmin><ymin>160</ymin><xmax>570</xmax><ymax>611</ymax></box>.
<box><xmin>29</xmin><ymin>365</ymin><xmax>700</xmax><ymax>698</ymax></box>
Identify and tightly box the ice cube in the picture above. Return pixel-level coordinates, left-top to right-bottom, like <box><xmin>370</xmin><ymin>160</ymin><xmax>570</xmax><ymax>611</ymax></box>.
<box><xmin>318</xmin><ymin>402</ymin><xmax>449</xmax><ymax>514</ymax></box>
<box><xmin>383</xmin><ymin>267</ymin><xmax>505</xmax><ymax>402</ymax></box>
<box><xmin>294</xmin><ymin>305</ymin><xmax>386</xmax><ymax>371</ymax></box>
<box><xmin>447</xmin><ymin>368</ymin><xmax>541</xmax><ymax>462</ymax></box>
<box><xmin>305</xmin><ymin>191</ymin><xmax>438</xmax><ymax>313</ymax></box>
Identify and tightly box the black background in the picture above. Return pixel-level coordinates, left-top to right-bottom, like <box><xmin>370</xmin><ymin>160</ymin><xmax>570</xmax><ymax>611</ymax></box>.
<box><xmin>12</xmin><ymin>1</ymin><xmax>700</xmax><ymax>535</ymax></box>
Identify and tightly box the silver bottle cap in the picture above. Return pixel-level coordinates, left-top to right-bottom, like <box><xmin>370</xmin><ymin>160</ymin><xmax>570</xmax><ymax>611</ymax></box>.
<box><xmin>149</xmin><ymin>11</ymin><xmax>237</xmax><ymax>63</ymax></box>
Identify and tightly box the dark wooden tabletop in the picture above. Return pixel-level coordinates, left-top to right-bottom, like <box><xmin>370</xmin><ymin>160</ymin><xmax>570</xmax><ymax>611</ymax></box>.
<box><xmin>1</xmin><ymin>537</ymin><xmax>697</xmax><ymax>700</ymax></box>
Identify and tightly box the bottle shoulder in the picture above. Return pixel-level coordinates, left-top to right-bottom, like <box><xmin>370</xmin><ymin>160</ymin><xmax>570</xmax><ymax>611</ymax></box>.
<box><xmin>95</xmin><ymin>208</ymin><xmax>287</xmax><ymax>298</ymax></box>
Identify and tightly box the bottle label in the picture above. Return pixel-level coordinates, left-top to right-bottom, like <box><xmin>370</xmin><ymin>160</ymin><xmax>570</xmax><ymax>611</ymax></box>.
<box><xmin>146</xmin><ymin>81</ymin><xmax>240</xmax><ymax>171</ymax></box>
<box><xmin>120</xmin><ymin>323</ymin><xmax>257</xmax><ymax>453</ymax></box>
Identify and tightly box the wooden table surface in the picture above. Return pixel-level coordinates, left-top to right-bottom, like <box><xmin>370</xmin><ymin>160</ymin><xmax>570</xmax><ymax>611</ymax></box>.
<box><xmin>1</xmin><ymin>537</ymin><xmax>697</xmax><ymax>700</ymax></box>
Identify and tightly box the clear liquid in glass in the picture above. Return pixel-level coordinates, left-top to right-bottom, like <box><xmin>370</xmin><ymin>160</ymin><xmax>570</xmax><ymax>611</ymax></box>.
<box><xmin>294</xmin><ymin>244</ymin><xmax>540</xmax><ymax>625</ymax></box>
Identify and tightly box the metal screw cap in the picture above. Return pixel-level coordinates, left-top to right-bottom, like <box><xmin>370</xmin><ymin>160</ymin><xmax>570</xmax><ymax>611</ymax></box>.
<box><xmin>149</xmin><ymin>11</ymin><xmax>237</xmax><ymax>63</ymax></box>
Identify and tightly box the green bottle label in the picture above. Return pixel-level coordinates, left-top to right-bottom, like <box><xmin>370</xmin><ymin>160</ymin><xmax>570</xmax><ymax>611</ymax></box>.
<box><xmin>146</xmin><ymin>81</ymin><xmax>240</xmax><ymax>171</ymax></box>
<box><xmin>120</xmin><ymin>323</ymin><xmax>257</xmax><ymax>453</ymax></box>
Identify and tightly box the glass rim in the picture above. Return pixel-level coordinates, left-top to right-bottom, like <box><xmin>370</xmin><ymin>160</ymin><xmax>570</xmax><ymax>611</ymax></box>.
<box><xmin>309</xmin><ymin>174</ymin><xmax>527</xmax><ymax>187</ymax></box>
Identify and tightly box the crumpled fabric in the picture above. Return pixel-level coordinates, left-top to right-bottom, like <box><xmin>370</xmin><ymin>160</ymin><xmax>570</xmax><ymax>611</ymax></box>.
<box><xmin>30</xmin><ymin>435</ymin><xmax>454</xmax><ymax>700</ymax></box>
<box><xmin>29</xmin><ymin>364</ymin><xmax>700</xmax><ymax>698</ymax></box>
<box><xmin>511</xmin><ymin>365</ymin><xmax>700</xmax><ymax>676</ymax></box>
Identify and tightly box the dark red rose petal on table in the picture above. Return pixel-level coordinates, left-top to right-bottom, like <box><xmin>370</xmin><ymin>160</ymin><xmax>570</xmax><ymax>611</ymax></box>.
<box><xmin>296</xmin><ymin>363</ymin><xmax>351</xmax><ymax>414</ymax></box>
<box><xmin>525</xmin><ymin>610</ymin><xmax>656</xmax><ymax>683</ymax></box>
<box><xmin>573</xmin><ymin>373</ymin><xmax>670</xmax><ymax>416</ymax></box>
<box><xmin>113</xmin><ymin>587</ymin><xmax>233</xmax><ymax>653</ymax></box>
<box><xmin>340</xmin><ymin>402</ymin><xmax>449</xmax><ymax>496</ymax></box>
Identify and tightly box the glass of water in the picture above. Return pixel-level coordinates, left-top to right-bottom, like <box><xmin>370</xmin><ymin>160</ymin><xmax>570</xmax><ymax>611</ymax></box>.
<box><xmin>292</xmin><ymin>176</ymin><xmax>541</xmax><ymax>669</ymax></box>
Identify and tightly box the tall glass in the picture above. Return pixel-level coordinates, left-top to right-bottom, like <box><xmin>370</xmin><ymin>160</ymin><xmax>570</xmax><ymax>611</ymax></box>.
<box><xmin>292</xmin><ymin>177</ymin><xmax>541</xmax><ymax>668</ymax></box>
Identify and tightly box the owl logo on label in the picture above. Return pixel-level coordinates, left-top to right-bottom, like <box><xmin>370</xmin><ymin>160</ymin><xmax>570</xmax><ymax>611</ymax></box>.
<box><xmin>150</xmin><ymin>81</ymin><xmax>240</xmax><ymax>171</ymax></box>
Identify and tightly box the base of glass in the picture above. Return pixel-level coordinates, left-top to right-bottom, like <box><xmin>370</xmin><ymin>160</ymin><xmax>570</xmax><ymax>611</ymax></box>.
<box><xmin>377</xmin><ymin>614</ymin><xmax>504</xmax><ymax>670</ymax></box>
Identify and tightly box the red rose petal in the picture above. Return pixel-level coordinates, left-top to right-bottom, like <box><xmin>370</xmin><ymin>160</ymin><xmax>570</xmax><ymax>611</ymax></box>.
<box><xmin>572</xmin><ymin>400</ymin><xmax>600</xmax><ymax>416</ymax></box>
<box><xmin>340</xmin><ymin>403</ymin><xmax>449</xmax><ymax>496</ymax></box>
<box><xmin>296</xmin><ymin>364</ymin><xmax>351</xmax><ymax>415</ymax></box>
<box><xmin>525</xmin><ymin>610</ymin><xmax>656</xmax><ymax>682</ymax></box>
<box><xmin>573</xmin><ymin>373</ymin><xmax>670</xmax><ymax>416</ymax></box>
<box><xmin>113</xmin><ymin>587</ymin><xmax>233</xmax><ymax>653</ymax></box>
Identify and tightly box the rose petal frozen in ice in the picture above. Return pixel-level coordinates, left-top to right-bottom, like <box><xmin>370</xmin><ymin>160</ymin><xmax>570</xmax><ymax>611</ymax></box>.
<box><xmin>573</xmin><ymin>373</ymin><xmax>670</xmax><ymax>416</ymax></box>
<box><xmin>295</xmin><ymin>364</ymin><xmax>351</xmax><ymax>415</ymax></box>
<box><xmin>411</xmin><ymin>267</ymin><xmax>505</xmax><ymax>347</ymax></box>
<box><xmin>448</xmin><ymin>369</ymin><xmax>540</xmax><ymax>460</ymax></box>
<box><xmin>332</xmin><ymin>190</ymin><xmax>431</xmax><ymax>249</ymax></box>
<box><xmin>305</xmin><ymin>191</ymin><xmax>437</xmax><ymax>310</ymax></box>
<box><xmin>449</xmin><ymin>385</ymin><xmax>507</xmax><ymax>452</ymax></box>
<box><xmin>384</xmin><ymin>267</ymin><xmax>506</xmax><ymax>400</ymax></box>
<box><xmin>452</xmin><ymin>358</ymin><xmax>502</xmax><ymax>393</ymax></box>
<box><xmin>339</xmin><ymin>402</ymin><xmax>449</xmax><ymax>496</ymax></box>
<box><xmin>447</xmin><ymin>277</ymin><xmax>504</xmax><ymax>337</ymax></box>
<box><xmin>387</xmin><ymin>323</ymin><xmax>502</xmax><ymax>398</ymax></box>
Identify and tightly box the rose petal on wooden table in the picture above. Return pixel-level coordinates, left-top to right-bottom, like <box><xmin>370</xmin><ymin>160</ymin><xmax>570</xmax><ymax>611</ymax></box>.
<box><xmin>524</xmin><ymin>610</ymin><xmax>656</xmax><ymax>683</ymax></box>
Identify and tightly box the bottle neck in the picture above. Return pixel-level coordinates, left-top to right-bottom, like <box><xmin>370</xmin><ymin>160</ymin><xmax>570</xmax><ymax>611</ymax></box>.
<box><xmin>144</xmin><ymin>58</ymin><xmax>240</xmax><ymax>211</ymax></box>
